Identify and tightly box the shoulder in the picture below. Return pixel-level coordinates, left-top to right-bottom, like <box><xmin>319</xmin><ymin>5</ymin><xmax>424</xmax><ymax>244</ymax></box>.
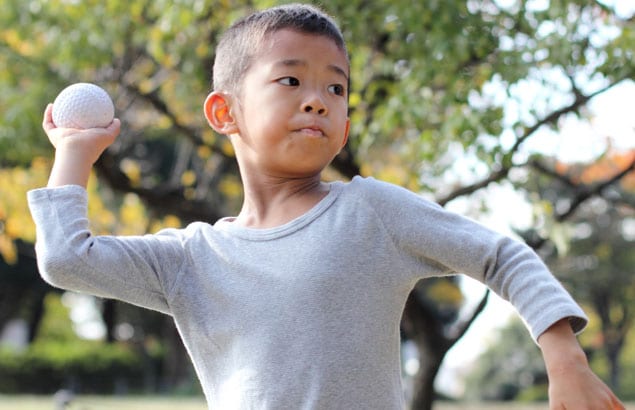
<box><xmin>345</xmin><ymin>175</ymin><xmax>403</xmax><ymax>196</ymax></box>
<box><xmin>152</xmin><ymin>221</ymin><xmax>217</xmax><ymax>247</ymax></box>
<box><xmin>344</xmin><ymin>176</ymin><xmax>441</xmax><ymax>211</ymax></box>
<box><xmin>156</xmin><ymin>220</ymin><xmax>214</xmax><ymax>237</ymax></box>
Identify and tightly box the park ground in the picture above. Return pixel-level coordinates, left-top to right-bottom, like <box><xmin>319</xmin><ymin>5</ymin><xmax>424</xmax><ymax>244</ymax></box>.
<box><xmin>0</xmin><ymin>396</ymin><xmax>634</xmax><ymax>410</ymax></box>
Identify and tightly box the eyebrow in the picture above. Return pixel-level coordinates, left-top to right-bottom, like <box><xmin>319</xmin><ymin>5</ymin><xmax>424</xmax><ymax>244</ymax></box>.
<box><xmin>276</xmin><ymin>59</ymin><xmax>349</xmax><ymax>82</ymax></box>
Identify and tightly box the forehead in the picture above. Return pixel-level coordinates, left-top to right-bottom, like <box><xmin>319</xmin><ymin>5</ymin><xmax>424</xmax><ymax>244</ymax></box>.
<box><xmin>257</xmin><ymin>29</ymin><xmax>350</xmax><ymax>74</ymax></box>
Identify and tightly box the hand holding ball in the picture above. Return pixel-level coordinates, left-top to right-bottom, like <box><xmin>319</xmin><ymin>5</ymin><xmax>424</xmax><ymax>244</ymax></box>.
<box><xmin>52</xmin><ymin>83</ymin><xmax>114</xmax><ymax>129</ymax></box>
<box><xmin>44</xmin><ymin>83</ymin><xmax>120</xmax><ymax>167</ymax></box>
<box><xmin>44</xmin><ymin>84</ymin><xmax>119</xmax><ymax>188</ymax></box>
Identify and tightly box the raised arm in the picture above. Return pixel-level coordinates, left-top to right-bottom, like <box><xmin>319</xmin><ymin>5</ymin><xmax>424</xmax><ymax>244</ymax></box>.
<box><xmin>43</xmin><ymin>103</ymin><xmax>120</xmax><ymax>188</ymax></box>
<box><xmin>32</xmin><ymin>104</ymin><xmax>181</xmax><ymax>314</ymax></box>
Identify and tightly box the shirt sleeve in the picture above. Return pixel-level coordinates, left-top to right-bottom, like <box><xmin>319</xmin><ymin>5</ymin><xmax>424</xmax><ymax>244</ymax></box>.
<box><xmin>357</xmin><ymin>177</ymin><xmax>588</xmax><ymax>342</ymax></box>
<box><xmin>27</xmin><ymin>185</ymin><xmax>185</xmax><ymax>315</ymax></box>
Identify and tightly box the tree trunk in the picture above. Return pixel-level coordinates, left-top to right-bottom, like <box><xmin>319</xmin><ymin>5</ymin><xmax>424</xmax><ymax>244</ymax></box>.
<box><xmin>606</xmin><ymin>343</ymin><xmax>622</xmax><ymax>392</ymax></box>
<box><xmin>409</xmin><ymin>345</ymin><xmax>444</xmax><ymax>410</ymax></box>
<box><xmin>102</xmin><ymin>299</ymin><xmax>116</xmax><ymax>343</ymax></box>
<box><xmin>593</xmin><ymin>292</ymin><xmax>628</xmax><ymax>392</ymax></box>
<box><xmin>26</xmin><ymin>290</ymin><xmax>46</xmax><ymax>343</ymax></box>
<box><xmin>401</xmin><ymin>291</ymin><xmax>452</xmax><ymax>410</ymax></box>
<box><xmin>160</xmin><ymin>317</ymin><xmax>193</xmax><ymax>392</ymax></box>
<box><xmin>401</xmin><ymin>287</ymin><xmax>489</xmax><ymax>410</ymax></box>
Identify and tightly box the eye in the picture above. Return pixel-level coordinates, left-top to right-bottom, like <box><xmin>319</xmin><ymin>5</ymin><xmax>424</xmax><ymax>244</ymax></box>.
<box><xmin>328</xmin><ymin>84</ymin><xmax>346</xmax><ymax>96</ymax></box>
<box><xmin>277</xmin><ymin>77</ymin><xmax>300</xmax><ymax>86</ymax></box>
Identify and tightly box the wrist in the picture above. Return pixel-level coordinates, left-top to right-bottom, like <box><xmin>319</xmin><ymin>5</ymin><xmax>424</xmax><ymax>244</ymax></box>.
<box><xmin>47</xmin><ymin>147</ymin><xmax>93</xmax><ymax>188</ymax></box>
<box><xmin>538</xmin><ymin>319</ymin><xmax>588</xmax><ymax>376</ymax></box>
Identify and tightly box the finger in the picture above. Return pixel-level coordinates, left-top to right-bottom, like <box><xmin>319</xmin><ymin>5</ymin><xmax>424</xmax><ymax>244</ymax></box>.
<box><xmin>613</xmin><ymin>397</ymin><xmax>626</xmax><ymax>410</ymax></box>
<box><xmin>549</xmin><ymin>401</ymin><xmax>565</xmax><ymax>410</ymax></box>
<box><xmin>42</xmin><ymin>103</ymin><xmax>54</xmax><ymax>131</ymax></box>
<box><xmin>107</xmin><ymin>118</ymin><xmax>121</xmax><ymax>133</ymax></box>
<box><xmin>103</xmin><ymin>119</ymin><xmax>121</xmax><ymax>143</ymax></box>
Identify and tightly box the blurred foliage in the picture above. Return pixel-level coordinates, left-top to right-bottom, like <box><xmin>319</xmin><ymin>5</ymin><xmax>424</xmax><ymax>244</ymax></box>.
<box><xmin>469</xmin><ymin>150</ymin><xmax>635</xmax><ymax>401</ymax></box>
<box><xmin>0</xmin><ymin>158</ymin><xmax>47</xmax><ymax>263</ymax></box>
<box><xmin>580</xmin><ymin>309</ymin><xmax>635</xmax><ymax>401</ymax></box>
<box><xmin>0</xmin><ymin>294</ymin><xmax>155</xmax><ymax>394</ymax></box>
<box><xmin>539</xmin><ymin>153</ymin><xmax>635</xmax><ymax>395</ymax></box>
<box><xmin>465</xmin><ymin>311</ymin><xmax>635</xmax><ymax>402</ymax></box>
<box><xmin>0</xmin><ymin>157</ymin><xmax>181</xmax><ymax>265</ymax></box>
<box><xmin>1</xmin><ymin>0</ymin><xmax>634</xmax><ymax>406</ymax></box>
<box><xmin>463</xmin><ymin>318</ymin><xmax>547</xmax><ymax>402</ymax></box>
<box><xmin>2</xmin><ymin>0</ymin><xmax>633</xmax><ymax>192</ymax></box>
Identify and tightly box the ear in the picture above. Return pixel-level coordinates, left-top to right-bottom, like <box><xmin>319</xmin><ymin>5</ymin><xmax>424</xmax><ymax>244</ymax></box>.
<box><xmin>340</xmin><ymin>117</ymin><xmax>350</xmax><ymax>148</ymax></box>
<box><xmin>204</xmin><ymin>92</ymin><xmax>238</xmax><ymax>135</ymax></box>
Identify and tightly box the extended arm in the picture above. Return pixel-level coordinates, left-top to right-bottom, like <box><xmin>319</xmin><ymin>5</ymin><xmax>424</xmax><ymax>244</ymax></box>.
<box><xmin>538</xmin><ymin>319</ymin><xmax>624</xmax><ymax>409</ymax></box>
<box><xmin>358</xmin><ymin>178</ymin><xmax>624</xmax><ymax>408</ymax></box>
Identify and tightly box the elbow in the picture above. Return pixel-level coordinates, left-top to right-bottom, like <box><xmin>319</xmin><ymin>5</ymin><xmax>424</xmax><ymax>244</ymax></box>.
<box><xmin>38</xmin><ymin>256</ymin><xmax>72</xmax><ymax>290</ymax></box>
<box><xmin>35</xmin><ymin>248</ymin><xmax>83</xmax><ymax>291</ymax></box>
<box><xmin>33</xmin><ymin>228</ymin><xmax>95</xmax><ymax>291</ymax></box>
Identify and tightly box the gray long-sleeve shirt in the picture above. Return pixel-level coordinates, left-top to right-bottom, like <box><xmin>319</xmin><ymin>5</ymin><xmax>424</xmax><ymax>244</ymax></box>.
<box><xmin>28</xmin><ymin>176</ymin><xmax>587</xmax><ymax>409</ymax></box>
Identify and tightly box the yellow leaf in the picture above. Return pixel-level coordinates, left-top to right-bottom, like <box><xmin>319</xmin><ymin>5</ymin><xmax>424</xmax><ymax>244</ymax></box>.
<box><xmin>0</xmin><ymin>235</ymin><xmax>17</xmax><ymax>265</ymax></box>
<box><xmin>219</xmin><ymin>176</ymin><xmax>242</xmax><ymax>198</ymax></box>
<box><xmin>360</xmin><ymin>163</ymin><xmax>373</xmax><ymax>177</ymax></box>
<box><xmin>157</xmin><ymin>115</ymin><xmax>172</xmax><ymax>129</ymax></box>
<box><xmin>349</xmin><ymin>92</ymin><xmax>361</xmax><ymax>108</ymax></box>
<box><xmin>195</xmin><ymin>43</ymin><xmax>209</xmax><ymax>58</ymax></box>
<box><xmin>425</xmin><ymin>280</ymin><xmax>463</xmax><ymax>306</ymax></box>
<box><xmin>181</xmin><ymin>170</ymin><xmax>197</xmax><ymax>186</ymax></box>
<box><xmin>4</xmin><ymin>217</ymin><xmax>23</xmax><ymax>238</ymax></box>
<box><xmin>202</xmin><ymin>130</ymin><xmax>217</xmax><ymax>145</ymax></box>
<box><xmin>197</xmin><ymin>145</ymin><xmax>212</xmax><ymax>160</ymax></box>
<box><xmin>119</xmin><ymin>159</ymin><xmax>141</xmax><ymax>186</ymax></box>
<box><xmin>221</xmin><ymin>139</ymin><xmax>235</xmax><ymax>157</ymax></box>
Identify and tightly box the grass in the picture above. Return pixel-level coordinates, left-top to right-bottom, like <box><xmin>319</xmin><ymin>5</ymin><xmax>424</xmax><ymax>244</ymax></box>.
<box><xmin>0</xmin><ymin>395</ymin><xmax>207</xmax><ymax>410</ymax></box>
<box><xmin>0</xmin><ymin>396</ymin><xmax>633</xmax><ymax>410</ymax></box>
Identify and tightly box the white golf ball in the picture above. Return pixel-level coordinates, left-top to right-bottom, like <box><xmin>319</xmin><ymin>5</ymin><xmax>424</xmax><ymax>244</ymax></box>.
<box><xmin>52</xmin><ymin>83</ymin><xmax>115</xmax><ymax>129</ymax></box>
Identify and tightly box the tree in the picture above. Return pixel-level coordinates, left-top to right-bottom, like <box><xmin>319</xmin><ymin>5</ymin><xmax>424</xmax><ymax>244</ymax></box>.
<box><xmin>1</xmin><ymin>0</ymin><xmax>634</xmax><ymax>407</ymax></box>
<box><xmin>0</xmin><ymin>161</ymin><xmax>50</xmax><ymax>343</ymax></box>
<box><xmin>463</xmin><ymin>149</ymin><xmax>635</xmax><ymax>401</ymax></box>
<box><xmin>321</xmin><ymin>0</ymin><xmax>635</xmax><ymax>406</ymax></box>
<box><xmin>523</xmin><ymin>150</ymin><xmax>635</xmax><ymax>394</ymax></box>
<box><xmin>463</xmin><ymin>318</ymin><xmax>548</xmax><ymax>402</ymax></box>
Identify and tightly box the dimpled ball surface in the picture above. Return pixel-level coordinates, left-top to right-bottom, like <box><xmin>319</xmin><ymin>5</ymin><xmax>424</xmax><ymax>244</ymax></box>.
<box><xmin>52</xmin><ymin>83</ymin><xmax>114</xmax><ymax>129</ymax></box>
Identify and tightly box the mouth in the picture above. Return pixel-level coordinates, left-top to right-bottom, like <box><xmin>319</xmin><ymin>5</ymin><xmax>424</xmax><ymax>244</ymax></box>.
<box><xmin>295</xmin><ymin>125</ymin><xmax>325</xmax><ymax>138</ymax></box>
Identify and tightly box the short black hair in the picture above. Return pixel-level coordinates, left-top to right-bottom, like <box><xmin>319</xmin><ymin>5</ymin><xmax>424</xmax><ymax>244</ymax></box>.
<box><xmin>212</xmin><ymin>3</ymin><xmax>348</xmax><ymax>94</ymax></box>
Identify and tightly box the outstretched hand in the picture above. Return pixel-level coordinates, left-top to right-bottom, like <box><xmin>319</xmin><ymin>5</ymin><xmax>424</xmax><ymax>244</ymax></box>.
<box><xmin>539</xmin><ymin>319</ymin><xmax>625</xmax><ymax>410</ymax></box>
<box><xmin>547</xmin><ymin>357</ymin><xmax>624</xmax><ymax>410</ymax></box>
<box><xmin>43</xmin><ymin>103</ymin><xmax>121</xmax><ymax>188</ymax></box>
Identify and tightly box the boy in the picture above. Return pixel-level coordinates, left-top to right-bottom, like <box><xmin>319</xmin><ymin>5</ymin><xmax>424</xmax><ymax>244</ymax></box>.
<box><xmin>29</xmin><ymin>3</ymin><xmax>623</xmax><ymax>409</ymax></box>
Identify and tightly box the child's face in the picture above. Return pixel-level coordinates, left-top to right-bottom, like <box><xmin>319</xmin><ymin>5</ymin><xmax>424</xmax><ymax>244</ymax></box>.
<box><xmin>229</xmin><ymin>29</ymin><xmax>350</xmax><ymax>178</ymax></box>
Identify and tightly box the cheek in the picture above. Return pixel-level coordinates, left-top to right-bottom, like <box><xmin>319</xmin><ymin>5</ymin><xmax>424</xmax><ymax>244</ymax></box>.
<box><xmin>244</xmin><ymin>93</ymin><xmax>286</xmax><ymax>119</ymax></box>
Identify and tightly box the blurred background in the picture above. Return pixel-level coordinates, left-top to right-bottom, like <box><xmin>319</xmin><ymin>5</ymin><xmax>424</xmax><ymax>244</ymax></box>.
<box><xmin>0</xmin><ymin>0</ymin><xmax>634</xmax><ymax>409</ymax></box>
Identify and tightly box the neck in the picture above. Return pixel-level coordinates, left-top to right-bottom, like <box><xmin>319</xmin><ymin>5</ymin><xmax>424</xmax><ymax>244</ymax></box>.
<box><xmin>235</xmin><ymin>173</ymin><xmax>329</xmax><ymax>229</ymax></box>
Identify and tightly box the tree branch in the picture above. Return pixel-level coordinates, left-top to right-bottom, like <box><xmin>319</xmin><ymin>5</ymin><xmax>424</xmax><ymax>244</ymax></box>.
<box><xmin>438</xmin><ymin>167</ymin><xmax>510</xmax><ymax>207</ymax></box>
<box><xmin>449</xmin><ymin>290</ymin><xmax>490</xmax><ymax>344</ymax></box>
<box><xmin>526</xmin><ymin>155</ymin><xmax>635</xmax><ymax>249</ymax></box>
<box><xmin>436</xmin><ymin>77</ymin><xmax>630</xmax><ymax>206</ymax></box>
<box><xmin>95</xmin><ymin>153</ymin><xmax>224</xmax><ymax>224</ymax></box>
<box><xmin>121</xmin><ymin>82</ymin><xmax>230</xmax><ymax>158</ymax></box>
<box><xmin>530</xmin><ymin>155</ymin><xmax>635</xmax><ymax>222</ymax></box>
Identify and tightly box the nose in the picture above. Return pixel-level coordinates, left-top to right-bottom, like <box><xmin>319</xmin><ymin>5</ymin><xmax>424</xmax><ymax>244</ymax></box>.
<box><xmin>301</xmin><ymin>94</ymin><xmax>328</xmax><ymax>116</ymax></box>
